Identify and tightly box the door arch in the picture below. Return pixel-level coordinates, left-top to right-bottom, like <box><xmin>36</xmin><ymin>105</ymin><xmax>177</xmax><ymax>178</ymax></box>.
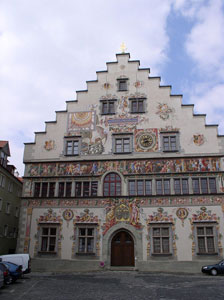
<box><xmin>111</xmin><ymin>230</ymin><xmax>134</xmax><ymax>266</ymax></box>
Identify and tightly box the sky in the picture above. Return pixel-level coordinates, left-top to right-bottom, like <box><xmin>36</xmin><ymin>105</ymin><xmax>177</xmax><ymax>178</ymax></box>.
<box><xmin>0</xmin><ymin>0</ymin><xmax>224</xmax><ymax>176</ymax></box>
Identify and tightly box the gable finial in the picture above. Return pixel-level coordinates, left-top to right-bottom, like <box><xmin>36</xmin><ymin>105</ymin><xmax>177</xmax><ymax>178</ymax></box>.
<box><xmin>120</xmin><ymin>42</ymin><xmax>127</xmax><ymax>53</ymax></box>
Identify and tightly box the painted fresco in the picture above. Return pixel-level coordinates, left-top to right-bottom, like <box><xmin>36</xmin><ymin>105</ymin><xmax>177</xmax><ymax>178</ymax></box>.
<box><xmin>27</xmin><ymin>157</ymin><xmax>221</xmax><ymax>177</ymax></box>
<box><xmin>102</xmin><ymin>199</ymin><xmax>141</xmax><ymax>235</ymax></box>
<box><xmin>176</xmin><ymin>208</ymin><xmax>189</xmax><ymax>227</ymax></box>
<box><xmin>67</xmin><ymin>111</ymin><xmax>95</xmax><ymax>132</ymax></box>
<box><xmin>193</xmin><ymin>134</ymin><xmax>205</xmax><ymax>146</ymax></box>
<box><xmin>156</xmin><ymin>103</ymin><xmax>174</xmax><ymax>120</ymax></box>
<box><xmin>135</xmin><ymin>129</ymin><xmax>158</xmax><ymax>152</ymax></box>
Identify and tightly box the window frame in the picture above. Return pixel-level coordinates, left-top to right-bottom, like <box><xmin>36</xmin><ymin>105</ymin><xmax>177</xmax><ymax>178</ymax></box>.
<box><xmin>76</xmin><ymin>224</ymin><xmax>97</xmax><ymax>255</ymax></box>
<box><xmin>192</xmin><ymin>177</ymin><xmax>217</xmax><ymax>194</ymax></box>
<box><xmin>129</xmin><ymin>98</ymin><xmax>146</xmax><ymax>113</ymax></box>
<box><xmin>156</xmin><ymin>179</ymin><xmax>170</xmax><ymax>195</ymax></box>
<box><xmin>39</xmin><ymin>224</ymin><xmax>59</xmax><ymax>253</ymax></box>
<box><xmin>149</xmin><ymin>224</ymin><xmax>173</xmax><ymax>256</ymax></box>
<box><xmin>103</xmin><ymin>173</ymin><xmax>121</xmax><ymax>196</ymax></box>
<box><xmin>113</xmin><ymin>134</ymin><xmax>133</xmax><ymax>154</ymax></box>
<box><xmin>174</xmin><ymin>178</ymin><xmax>189</xmax><ymax>195</ymax></box>
<box><xmin>64</xmin><ymin>137</ymin><xmax>81</xmax><ymax>156</ymax></box>
<box><xmin>100</xmin><ymin>99</ymin><xmax>116</xmax><ymax>115</ymax></box>
<box><xmin>128</xmin><ymin>179</ymin><xmax>152</xmax><ymax>196</ymax></box>
<box><xmin>117</xmin><ymin>78</ymin><xmax>128</xmax><ymax>92</ymax></box>
<box><xmin>5</xmin><ymin>202</ymin><xmax>11</xmax><ymax>214</ymax></box>
<box><xmin>194</xmin><ymin>222</ymin><xmax>218</xmax><ymax>255</ymax></box>
<box><xmin>160</xmin><ymin>132</ymin><xmax>180</xmax><ymax>152</ymax></box>
<box><xmin>74</xmin><ymin>181</ymin><xmax>98</xmax><ymax>197</ymax></box>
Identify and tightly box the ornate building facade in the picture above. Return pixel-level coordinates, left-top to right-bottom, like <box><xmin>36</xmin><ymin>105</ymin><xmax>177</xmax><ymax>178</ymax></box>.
<box><xmin>17</xmin><ymin>53</ymin><xmax>224</xmax><ymax>272</ymax></box>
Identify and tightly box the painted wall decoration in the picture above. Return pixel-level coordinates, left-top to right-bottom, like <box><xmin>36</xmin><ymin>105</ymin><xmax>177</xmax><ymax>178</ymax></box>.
<box><xmin>156</xmin><ymin>103</ymin><xmax>174</xmax><ymax>120</ymax></box>
<box><xmin>67</xmin><ymin>111</ymin><xmax>95</xmax><ymax>132</ymax></box>
<box><xmin>176</xmin><ymin>208</ymin><xmax>188</xmax><ymax>227</ymax></box>
<box><xmin>193</xmin><ymin>134</ymin><xmax>205</xmax><ymax>146</ymax></box>
<box><xmin>147</xmin><ymin>207</ymin><xmax>174</xmax><ymax>223</ymax></box>
<box><xmin>102</xmin><ymin>83</ymin><xmax>111</xmax><ymax>90</ymax></box>
<box><xmin>26</xmin><ymin>157</ymin><xmax>221</xmax><ymax>177</ymax></box>
<box><xmin>63</xmin><ymin>209</ymin><xmax>74</xmax><ymax>221</ymax></box>
<box><xmin>24</xmin><ymin>208</ymin><xmax>33</xmax><ymax>253</ymax></box>
<box><xmin>135</xmin><ymin>129</ymin><xmax>158</xmax><ymax>152</ymax></box>
<box><xmin>102</xmin><ymin>199</ymin><xmax>141</xmax><ymax>235</ymax></box>
<box><xmin>134</xmin><ymin>81</ymin><xmax>144</xmax><ymax>88</ymax></box>
<box><xmin>74</xmin><ymin>209</ymin><xmax>99</xmax><ymax>223</ymax></box>
<box><xmin>38</xmin><ymin>208</ymin><xmax>62</xmax><ymax>223</ymax></box>
<box><xmin>191</xmin><ymin>207</ymin><xmax>218</xmax><ymax>222</ymax></box>
<box><xmin>44</xmin><ymin>140</ymin><xmax>55</xmax><ymax>151</ymax></box>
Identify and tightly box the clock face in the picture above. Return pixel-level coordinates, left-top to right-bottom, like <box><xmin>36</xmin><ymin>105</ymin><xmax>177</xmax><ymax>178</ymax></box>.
<box><xmin>138</xmin><ymin>133</ymin><xmax>155</xmax><ymax>149</ymax></box>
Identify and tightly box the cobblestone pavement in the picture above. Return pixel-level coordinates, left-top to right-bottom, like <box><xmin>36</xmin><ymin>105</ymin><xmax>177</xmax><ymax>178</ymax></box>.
<box><xmin>0</xmin><ymin>272</ymin><xmax>224</xmax><ymax>300</ymax></box>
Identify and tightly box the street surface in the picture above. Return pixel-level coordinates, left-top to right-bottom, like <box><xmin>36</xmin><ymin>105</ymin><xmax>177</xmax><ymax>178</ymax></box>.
<box><xmin>0</xmin><ymin>271</ymin><xmax>224</xmax><ymax>300</ymax></box>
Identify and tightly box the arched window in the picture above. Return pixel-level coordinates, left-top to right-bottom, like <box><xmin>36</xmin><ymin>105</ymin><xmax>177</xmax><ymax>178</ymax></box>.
<box><xmin>103</xmin><ymin>173</ymin><xmax>121</xmax><ymax>196</ymax></box>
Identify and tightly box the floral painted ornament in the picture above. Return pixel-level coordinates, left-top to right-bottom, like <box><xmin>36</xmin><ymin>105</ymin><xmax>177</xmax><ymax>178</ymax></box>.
<box><xmin>156</xmin><ymin>103</ymin><xmax>173</xmax><ymax>120</ymax></box>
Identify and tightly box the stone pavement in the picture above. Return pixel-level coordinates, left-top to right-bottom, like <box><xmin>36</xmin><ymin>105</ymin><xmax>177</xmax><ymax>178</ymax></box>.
<box><xmin>0</xmin><ymin>271</ymin><xmax>224</xmax><ymax>300</ymax></box>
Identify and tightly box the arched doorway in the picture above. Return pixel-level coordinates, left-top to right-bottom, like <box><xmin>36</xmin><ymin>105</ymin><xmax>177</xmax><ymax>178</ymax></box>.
<box><xmin>111</xmin><ymin>231</ymin><xmax>134</xmax><ymax>266</ymax></box>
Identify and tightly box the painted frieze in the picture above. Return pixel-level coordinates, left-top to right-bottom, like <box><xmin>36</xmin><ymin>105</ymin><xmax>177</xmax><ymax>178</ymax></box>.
<box><xmin>102</xmin><ymin>199</ymin><xmax>141</xmax><ymax>235</ymax></box>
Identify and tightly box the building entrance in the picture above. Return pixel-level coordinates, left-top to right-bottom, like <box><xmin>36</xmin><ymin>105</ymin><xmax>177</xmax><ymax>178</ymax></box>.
<box><xmin>111</xmin><ymin>231</ymin><xmax>134</xmax><ymax>266</ymax></box>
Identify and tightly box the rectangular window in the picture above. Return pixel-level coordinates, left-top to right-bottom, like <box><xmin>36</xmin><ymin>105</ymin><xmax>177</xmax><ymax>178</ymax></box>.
<box><xmin>65</xmin><ymin>182</ymin><xmax>72</xmax><ymax>197</ymax></box>
<box><xmin>58</xmin><ymin>182</ymin><xmax>65</xmax><ymax>197</ymax></box>
<box><xmin>161</xmin><ymin>133</ymin><xmax>179</xmax><ymax>152</ymax></box>
<box><xmin>209</xmin><ymin>178</ymin><xmax>217</xmax><ymax>193</ymax></box>
<box><xmin>15</xmin><ymin>207</ymin><xmax>19</xmax><ymax>218</ymax></box>
<box><xmin>196</xmin><ymin>225</ymin><xmax>216</xmax><ymax>254</ymax></box>
<box><xmin>65</xmin><ymin>140</ymin><xmax>79</xmax><ymax>155</ymax></box>
<box><xmin>0</xmin><ymin>175</ymin><xmax>6</xmax><ymax>188</ymax></box>
<box><xmin>34</xmin><ymin>182</ymin><xmax>41</xmax><ymax>197</ymax></box>
<box><xmin>49</xmin><ymin>182</ymin><xmax>55</xmax><ymax>197</ymax></box>
<box><xmin>192</xmin><ymin>178</ymin><xmax>200</xmax><ymax>194</ymax></box>
<box><xmin>164</xmin><ymin>179</ymin><xmax>170</xmax><ymax>195</ymax></box>
<box><xmin>0</xmin><ymin>198</ymin><xmax>2</xmax><ymax>211</ymax></box>
<box><xmin>118</xmin><ymin>79</ymin><xmax>128</xmax><ymax>91</ymax></box>
<box><xmin>6</xmin><ymin>203</ymin><xmax>11</xmax><ymax>214</ymax></box>
<box><xmin>128</xmin><ymin>180</ymin><xmax>152</xmax><ymax>196</ymax></box>
<box><xmin>41</xmin><ymin>182</ymin><xmax>48</xmax><ymax>197</ymax></box>
<box><xmin>8</xmin><ymin>182</ymin><xmax>13</xmax><ymax>193</ymax></box>
<box><xmin>174</xmin><ymin>179</ymin><xmax>189</xmax><ymax>195</ymax></box>
<box><xmin>152</xmin><ymin>226</ymin><xmax>171</xmax><ymax>254</ymax></box>
<box><xmin>156</xmin><ymin>180</ymin><xmax>163</xmax><ymax>195</ymax></box>
<box><xmin>129</xmin><ymin>98</ymin><xmax>145</xmax><ymax>113</ymax></box>
<box><xmin>77</xmin><ymin>226</ymin><xmax>95</xmax><ymax>254</ymax></box>
<box><xmin>4</xmin><ymin>225</ymin><xmax>8</xmax><ymax>237</ymax></box>
<box><xmin>40</xmin><ymin>226</ymin><xmax>58</xmax><ymax>253</ymax></box>
<box><xmin>201</xmin><ymin>178</ymin><xmax>208</xmax><ymax>194</ymax></box>
<box><xmin>114</xmin><ymin>136</ymin><xmax>132</xmax><ymax>154</ymax></box>
<box><xmin>75</xmin><ymin>182</ymin><xmax>98</xmax><ymax>197</ymax></box>
<box><xmin>101</xmin><ymin>100</ymin><xmax>115</xmax><ymax>115</ymax></box>
<box><xmin>156</xmin><ymin>179</ymin><xmax>170</xmax><ymax>195</ymax></box>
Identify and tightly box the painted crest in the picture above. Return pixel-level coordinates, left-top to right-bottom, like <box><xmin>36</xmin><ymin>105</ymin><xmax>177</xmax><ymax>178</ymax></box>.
<box><xmin>44</xmin><ymin>140</ymin><xmax>55</xmax><ymax>151</ymax></box>
<box><xmin>156</xmin><ymin>103</ymin><xmax>173</xmax><ymax>120</ymax></box>
<box><xmin>193</xmin><ymin>134</ymin><xmax>205</xmax><ymax>146</ymax></box>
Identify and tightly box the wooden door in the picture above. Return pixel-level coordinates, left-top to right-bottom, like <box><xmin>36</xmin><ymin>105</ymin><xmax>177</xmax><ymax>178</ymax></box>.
<box><xmin>111</xmin><ymin>231</ymin><xmax>134</xmax><ymax>266</ymax></box>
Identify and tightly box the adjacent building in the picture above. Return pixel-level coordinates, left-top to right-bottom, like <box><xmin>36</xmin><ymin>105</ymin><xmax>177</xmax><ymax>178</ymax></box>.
<box><xmin>0</xmin><ymin>141</ymin><xmax>22</xmax><ymax>255</ymax></box>
<box><xmin>17</xmin><ymin>53</ymin><xmax>224</xmax><ymax>272</ymax></box>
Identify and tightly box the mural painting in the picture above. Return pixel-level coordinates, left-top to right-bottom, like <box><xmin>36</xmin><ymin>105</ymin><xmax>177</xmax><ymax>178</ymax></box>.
<box><xmin>102</xmin><ymin>199</ymin><xmax>141</xmax><ymax>235</ymax></box>
<box><xmin>193</xmin><ymin>134</ymin><xmax>205</xmax><ymax>146</ymax></box>
<box><xmin>135</xmin><ymin>129</ymin><xmax>158</xmax><ymax>152</ymax></box>
<box><xmin>176</xmin><ymin>208</ymin><xmax>188</xmax><ymax>227</ymax></box>
<box><xmin>27</xmin><ymin>157</ymin><xmax>221</xmax><ymax>177</ymax></box>
<box><xmin>156</xmin><ymin>103</ymin><xmax>174</xmax><ymax>120</ymax></box>
<box><xmin>67</xmin><ymin>111</ymin><xmax>95</xmax><ymax>132</ymax></box>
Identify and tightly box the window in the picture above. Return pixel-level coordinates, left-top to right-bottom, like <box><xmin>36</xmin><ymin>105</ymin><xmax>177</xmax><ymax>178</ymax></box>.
<box><xmin>0</xmin><ymin>175</ymin><xmax>5</xmax><ymax>188</ymax></box>
<box><xmin>13</xmin><ymin>227</ymin><xmax>17</xmax><ymax>239</ymax></box>
<box><xmin>195</xmin><ymin>224</ymin><xmax>217</xmax><ymax>254</ymax></box>
<box><xmin>101</xmin><ymin>100</ymin><xmax>116</xmax><ymax>115</ymax></box>
<box><xmin>40</xmin><ymin>226</ymin><xmax>58</xmax><ymax>253</ymax></box>
<box><xmin>117</xmin><ymin>79</ymin><xmax>128</xmax><ymax>91</ymax></box>
<box><xmin>174</xmin><ymin>179</ymin><xmax>189</xmax><ymax>195</ymax></box>
<box><xmin>15</xmin><ymin>207</ymin><xmax>19</xmax><ymax>218</ymax></box>
<box><xmin>41</xmin><ymin>182</ymin><xmax>48</xmax><ymax>197</ymax></box>
<box><xmin>75</xmin><ymin>181</ymin><xmax>98</xmax><ymax>197</ymax></box>
<box><xmin>77</xmin><ymin>225</ymin><xmax>96</xmax><ymax>254</ymax></box>
<box><xmin>160</xmin><ymin>132</ymin><xmax>179</xmax><ymax>152</ymax></box>
<box><xmin>65</xmin><ymin>182</ymin><xmax>72</xmax><ymax>197</ymax></box>
<box><xmin>4</xmin><ymin>225</ymin><xmax>8</xmax><ymax>237</ymax></box>
<box><xmin>6</xmin><ymin>202</ymin><xmax>11</xmax><ymax>214</ymax></box>
<box><xmin>65</xmin><ymin>139</ymin><xmax>80</xmax><ymax>156</ymax></box>
<box><xmin>0</xmin><ymin>198</ymin><xmax>2</xmax><ymax>211</ymax></box>
<box><xmin>113</xmin><ymin>135</ymin><xmax>132</xmax><ymax>154</ymax></box>
<box><xmin>34</xmin><ymin>182</ymin><xmax>41</xmax><ymax>197</ymax></box>
<box><xmin>129</xmin><ymin>98</ymin><xmax>145</xmax><ymax>113</ymax></box>
<box><xmin>8</xmin><ymin>182</ymin><xmax>13</xmax><ymax>193</ymax></box>
<box><xmin>128</xmin><ymin>180</ymin><xmax>152</xmax><ymax>196</ymax></box>
<box><xmin>156</xmin><ymin>179</ymin><xmax>170</xmax><ymax>195</ymax></box>
<box><xmin>49</xmin><ymin>182</ymin><xmax>56</xmax><ymax>197</ymax></box>
<box><xmin>103</xmin><ymin>173</ymin><xmax>121</xmax><ymax>196</ymax></box>
<box><xmin>192</xmin><ymin>178</ymin><xmax>217</xmax><ymax>194</ymax></box>
<box><xmin>151</xmin><ymin>226</ymin><xmax>172</xmax><ymax>255</ymax></box>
